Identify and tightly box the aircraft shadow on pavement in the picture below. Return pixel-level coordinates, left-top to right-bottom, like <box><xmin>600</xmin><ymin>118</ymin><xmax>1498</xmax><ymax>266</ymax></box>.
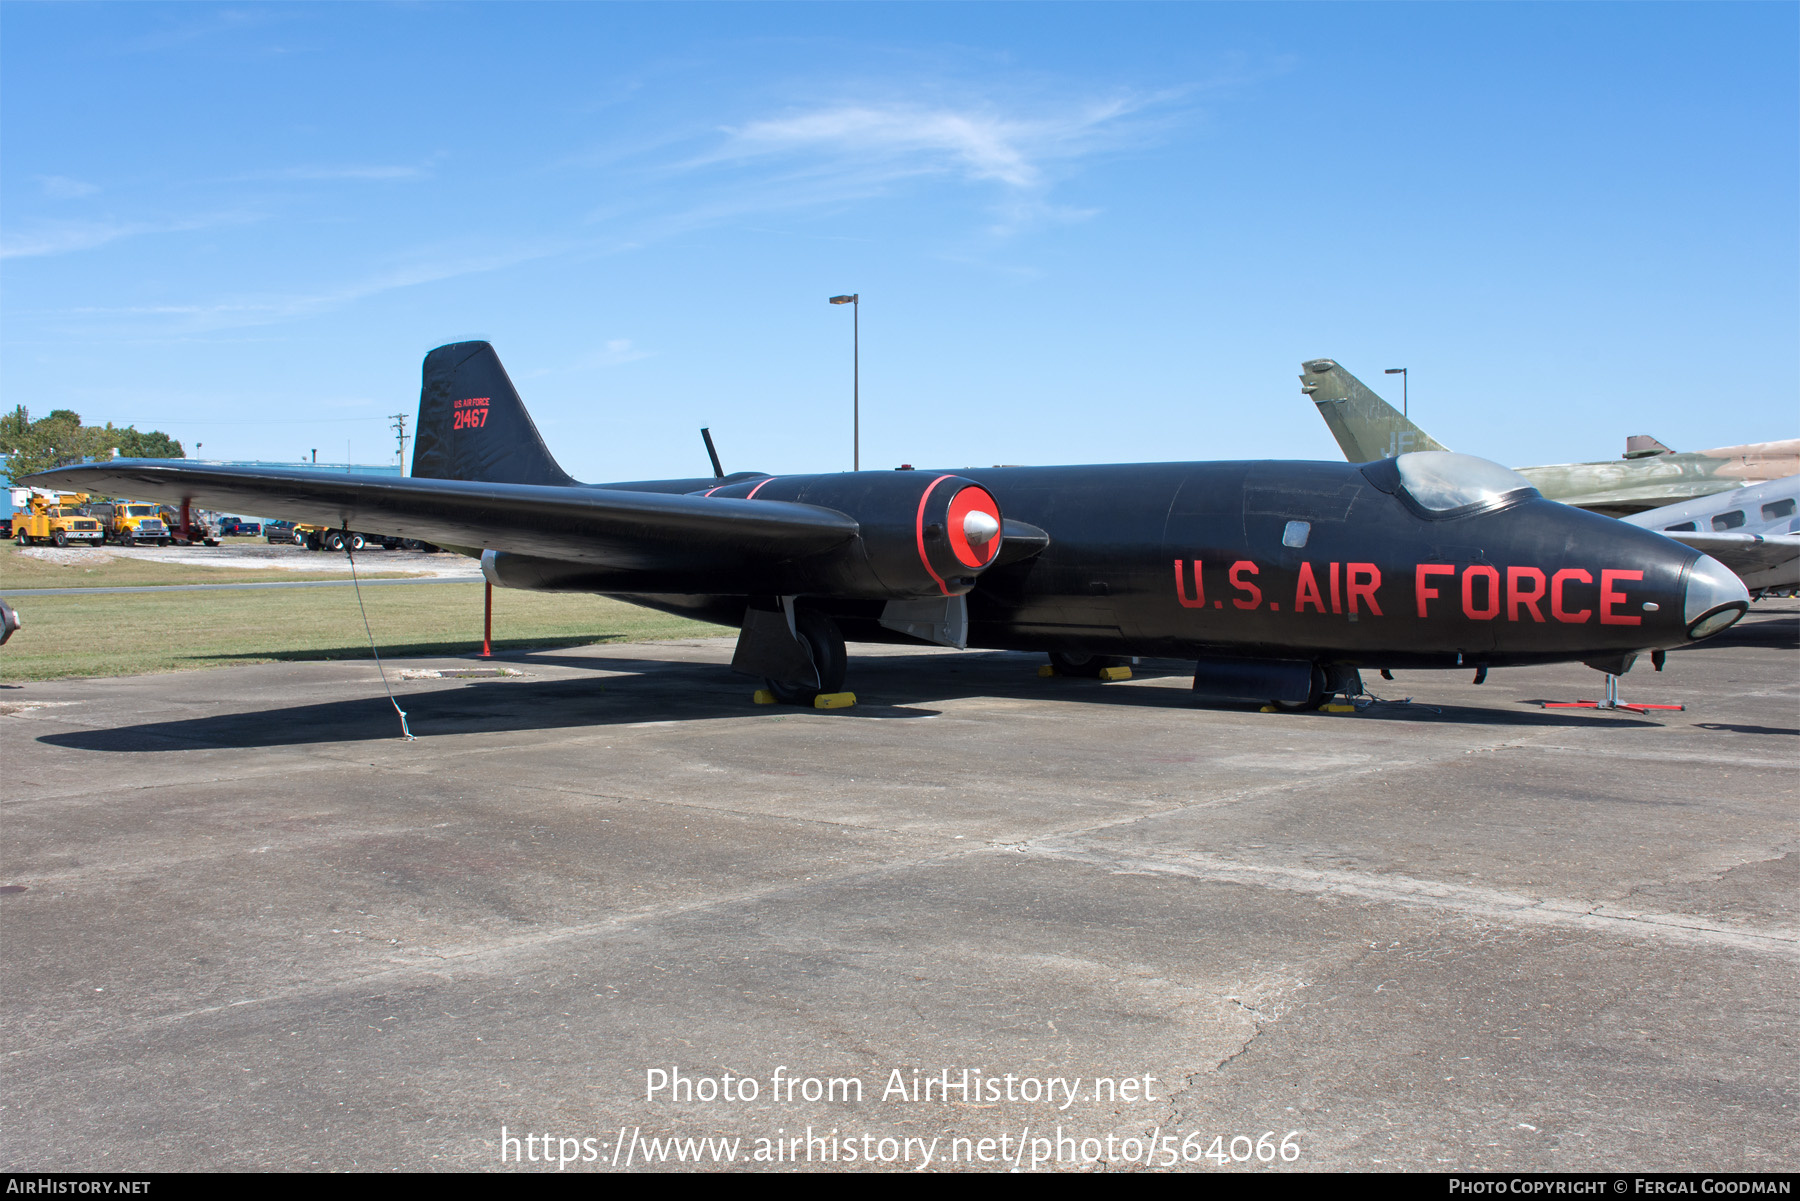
<box><xmin>39</xmin><ymin>647</ymin><xmax>1661</xmax><ymax>754</ymax></box>
<box><xmin>1693</xmin><ymin>722</ymin><xmax>1799</xmax><ymax>737</ymax></box>
<box><xmin>182</xmin><ymin>634</ymin><xmax>632</xmax><ymax>664</ymax></box>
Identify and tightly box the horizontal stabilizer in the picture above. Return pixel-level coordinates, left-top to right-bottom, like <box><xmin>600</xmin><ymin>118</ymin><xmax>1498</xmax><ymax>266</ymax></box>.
<box><xmin>21</xmin><ymin>460</ymin><xmax>859</xmax><ymax>573</ymax></box>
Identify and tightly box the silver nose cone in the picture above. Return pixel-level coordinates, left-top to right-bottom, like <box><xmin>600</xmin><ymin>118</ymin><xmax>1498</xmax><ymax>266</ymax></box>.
<box><xmin>1683</xmin><ymin>553</ymin><xmax>1749</xmax><ymax>639</ymax></box>
<box><xmin>962</xmin><ymin>509</ymin><xmax>1000</xmax><ymax>547</ymax></box>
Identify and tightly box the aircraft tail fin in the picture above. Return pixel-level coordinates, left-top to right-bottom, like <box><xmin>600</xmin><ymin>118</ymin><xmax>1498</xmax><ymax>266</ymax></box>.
<box><xmin>1299</xmin><ymin>358</ymin><xmax>1448</xmax><ymax>462</ymax></box>
<box><xmin>412</xmin><ymin>341</ymin><xmax>575</xmax><ymax>486</ymax></box>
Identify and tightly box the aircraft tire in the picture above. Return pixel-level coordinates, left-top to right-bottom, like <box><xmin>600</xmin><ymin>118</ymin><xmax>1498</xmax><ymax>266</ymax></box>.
<box><xmin>1047</xmin><ymin>651</ymin><xmax>1125</xmax><ymax>678</ymax></box>
<box><xmin>767</xmin><ymin>609</ymin><xmax>847</xmax><ymax>706</ymax></box>
<box><xmin>325</xmin><ymin>532</ymin><xmax>345</xmax><ymax>552</ymax></box>
<box><xmin>1271</xmin><ymin>665</ymin><xmax>1329</xmax><ymax>712</ymax></box>
<box><xmin>347</xmin><ymin>533</ymin><xmax>365</xmax><ymax>552</ymax></box>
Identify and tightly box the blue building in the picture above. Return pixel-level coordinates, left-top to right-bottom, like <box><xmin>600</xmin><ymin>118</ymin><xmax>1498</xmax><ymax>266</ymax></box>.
<box><xmin>208</xmin><ymin>460</ymin><xmax>403</xmax><ymax>478</ymax></box>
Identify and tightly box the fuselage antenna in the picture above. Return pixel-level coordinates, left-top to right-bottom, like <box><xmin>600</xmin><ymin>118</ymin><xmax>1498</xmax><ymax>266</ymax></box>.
<box><xmin>701</xmin><ymin>427</ymin><xmax>725</xmax><ymax>480</ymax></box>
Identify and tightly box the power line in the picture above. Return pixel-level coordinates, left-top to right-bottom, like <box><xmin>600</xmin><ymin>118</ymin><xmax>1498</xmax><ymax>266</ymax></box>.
<box><xmin>122</xmin><ymin>416</ymin><xmax>390</xmax><ymax>426</ymax></box>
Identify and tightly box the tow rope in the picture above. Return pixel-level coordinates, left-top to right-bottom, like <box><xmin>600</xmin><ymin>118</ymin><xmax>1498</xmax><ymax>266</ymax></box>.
<box><xmin>344</xmin><ymin>540</ymin><xmax>414</xmax><ymax>741</ymax></box>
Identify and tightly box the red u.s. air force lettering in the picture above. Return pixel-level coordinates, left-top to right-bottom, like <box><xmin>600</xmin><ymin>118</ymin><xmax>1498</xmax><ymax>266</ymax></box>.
<box><xmin>1174</xmin><ymin>560</ymin><xmax>1644</xmax><ymax>626</ymax></box>
<box><xmin>453</xmin><ymin>397</ymin><xmax>490</xmax><ymax>430</ymax></box>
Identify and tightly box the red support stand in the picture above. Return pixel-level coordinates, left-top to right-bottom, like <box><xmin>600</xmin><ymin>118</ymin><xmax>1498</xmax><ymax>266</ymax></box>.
<box><xmin>1541</xmin><ymin>673</ymin><xmax>1684</xmax><ymax>714</ymax></box>
<box><xmin>481</xmin><ymin>581</ymin><xmax>493</xmax><ymax>658</ymax></box>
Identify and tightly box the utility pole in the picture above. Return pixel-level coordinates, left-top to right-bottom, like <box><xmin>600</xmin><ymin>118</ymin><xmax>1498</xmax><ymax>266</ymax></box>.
<box><xmin>390</xmin><ymin>413</ymin><xmax>410</xmax><ymax>475</ymax></box>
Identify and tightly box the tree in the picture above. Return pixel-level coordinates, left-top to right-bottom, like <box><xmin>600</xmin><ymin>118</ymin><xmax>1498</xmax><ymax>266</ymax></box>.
<box><xmin>0</xmin><ymin>406</ymin><xmax>184</xmax><ymax>484</ymax></box>
<box><xmin>113</xmin><ymin>428</ymin><xmax>185</xmax><ymax>458</ymax></box>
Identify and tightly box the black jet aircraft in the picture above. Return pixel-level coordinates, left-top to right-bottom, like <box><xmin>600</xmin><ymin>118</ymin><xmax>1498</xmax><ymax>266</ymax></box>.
<box><xmin>24</xmin><ymin>342</ymin><xmax>1751</xmax><ymax>709</ymax></box>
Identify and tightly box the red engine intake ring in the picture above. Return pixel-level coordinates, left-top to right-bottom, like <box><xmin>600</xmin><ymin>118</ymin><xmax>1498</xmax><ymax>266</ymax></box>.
<box><xmin>915</xmin><ymin>477</ymin><xmax>1003</xmax><ymax>595</ymax></box>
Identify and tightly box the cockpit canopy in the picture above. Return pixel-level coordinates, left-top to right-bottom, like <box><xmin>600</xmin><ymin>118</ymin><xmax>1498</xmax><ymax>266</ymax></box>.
<box><xmin>1364</xmin><ymin>451</ymin><xmax>1540</xmax><ymax>517</ymax></box>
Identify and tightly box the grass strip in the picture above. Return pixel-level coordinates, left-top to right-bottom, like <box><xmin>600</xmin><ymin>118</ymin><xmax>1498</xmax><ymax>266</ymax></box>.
<box><xmin>1</xmin><ymin>542</ymin><xmax>430</xmax><ymax>589</ymax></box>
<box><xmin>0</xmin><ymin>582</ymin><xmax>728</xmax><ymax>682</ymax></box>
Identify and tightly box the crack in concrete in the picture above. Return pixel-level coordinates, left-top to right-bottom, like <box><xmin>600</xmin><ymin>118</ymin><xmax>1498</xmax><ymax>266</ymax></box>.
<box><xmin>1019</xmin><ymin>845</ymin><xmax>1800</xmax><ymax>960</ymax></box>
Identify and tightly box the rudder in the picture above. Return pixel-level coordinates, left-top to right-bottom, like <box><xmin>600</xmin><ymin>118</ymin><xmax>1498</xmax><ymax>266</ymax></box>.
<box><xmin>411</xmin><ymin>341</ymin><xmax>575</xmax><ymax>486</ymax></box>
<box><xmin>1299</xmin><ymin>358</ymin><xmax>1448</xmax><ymax>462</ymax></box>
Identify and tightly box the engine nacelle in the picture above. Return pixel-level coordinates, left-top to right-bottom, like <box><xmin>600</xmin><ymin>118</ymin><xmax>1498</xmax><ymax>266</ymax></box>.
<box><xmin>699</xmin><ymin>471</ymin><xmax>1005</xmax><ymax>598</ymax></box>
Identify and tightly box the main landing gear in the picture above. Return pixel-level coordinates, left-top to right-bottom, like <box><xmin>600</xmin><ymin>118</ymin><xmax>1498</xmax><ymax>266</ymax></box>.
<box><xmin>763</xmin><ymin>609</ymin><xmax>848</xmax><ymax>706</ymax></box>
<box><xmin>1268</xmin><ymin>665</ymin><xmax>1330</xmax><ymax>712</ymax></box>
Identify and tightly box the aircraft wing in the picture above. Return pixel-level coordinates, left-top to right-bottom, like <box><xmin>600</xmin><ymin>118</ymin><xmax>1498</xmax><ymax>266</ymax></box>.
<box><xmin>20</xmin><ymin>460</ymin><xmax>859</xmax><ymax>572</ymax></box>
<box><xmin>1660</xmin><ymin>530</ymin><xmax>1800</xmax><ymax>588</ymax></box>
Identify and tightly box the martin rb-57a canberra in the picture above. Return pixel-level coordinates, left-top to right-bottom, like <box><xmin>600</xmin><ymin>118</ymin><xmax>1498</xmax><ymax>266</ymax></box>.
<box><xmin>27</xmin><ymin>342</ymin><xmax>1751</xmax><ymax>709</ymax></box>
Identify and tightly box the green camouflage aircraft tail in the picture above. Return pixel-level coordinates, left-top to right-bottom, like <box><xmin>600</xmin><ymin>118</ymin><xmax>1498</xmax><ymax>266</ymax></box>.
<box><xmin>1299</xmin><ymin>359</ymin><xmax>1447</xmax><ymax>462</ymax></box>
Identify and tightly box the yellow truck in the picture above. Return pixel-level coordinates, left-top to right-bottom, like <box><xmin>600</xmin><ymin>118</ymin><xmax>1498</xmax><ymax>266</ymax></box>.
<box><xmin>13</xmin><ymin>491</ymin><xmax>104</xmax><ymax>548</ymax></box>
<box><xmin>87</xmin><ymin>500</ymin><xmax>174</xmax><ymax>546</ymax></box>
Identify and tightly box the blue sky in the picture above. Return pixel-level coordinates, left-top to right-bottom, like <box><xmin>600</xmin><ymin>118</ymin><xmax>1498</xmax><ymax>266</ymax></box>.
<box><xmin>3</xmin><ymin>2</ymin><xmax>1795</xmax><ymax>482</ymax></box>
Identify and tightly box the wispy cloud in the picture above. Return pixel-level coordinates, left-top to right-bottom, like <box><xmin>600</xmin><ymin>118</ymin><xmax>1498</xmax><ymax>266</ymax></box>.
<box><xmin>38</xmin><ymin>175</ymin><xmax>101</xmax><ymax>199</ymax></box>
<box><xmin>521</xmin><ymin>339</ymin><xmax>657</xmax><ymax>379</ymax></box>
<box><xmin>721</xmin><ymin>100</ymin><xmax>1140</xmax><ymax>189</ymax></box>
<box><xmin>235</xmin><ymin>162</ymin><xmax>435</xmax><ymax>183</ymax></box>
<box><xmin>578</xmin><ymin>339</ymin><xmax>653</xmax><ymax>368</ymax></box>
<box><xmin>0</xmin><ymin>213</ymin><xmax>250</xmax><ymax>260</ymax></box>
<box><xmin>648</xmin><ymin>92</ymin><xmax>1172</xmax><ymax>239</ymax></box>
<box><xmin>118</xmin><ymin>7</ymin><xmax>293</xmax><ymax>55</ymax></box>
<box><xmin>63</xmin><ymin>243</ymin><xmax>560</xmax><ymax>333</ymax></box>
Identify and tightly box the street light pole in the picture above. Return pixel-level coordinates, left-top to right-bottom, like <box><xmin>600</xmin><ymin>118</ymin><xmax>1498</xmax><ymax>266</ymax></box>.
<box><xmin>830</xmin><ymin>294</ymin><xmax>859</xmax><ymax>469</ymax></box>
<box><xmin>1385</xmin><ymin>367</ymin><xmax>1409</xmax><ymax>419</ymax></box>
